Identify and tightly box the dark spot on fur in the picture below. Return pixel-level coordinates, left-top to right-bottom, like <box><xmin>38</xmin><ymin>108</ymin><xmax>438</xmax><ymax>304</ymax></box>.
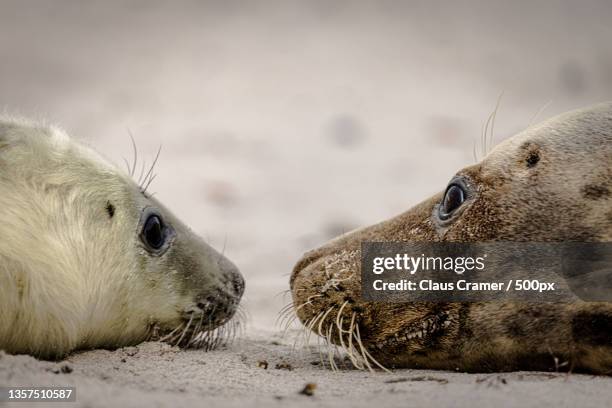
<box><xmin>457</xmin><ymin>303</ymin><xmax>473</xmax><ymax>339</ymax></box>
<box><xmin>504</xmin><ymin>319</ymin><xmax>525</xmax><ymax>337</ymax></box>
<box><xmin>526</xmin><ymin>152</ymin><xmax>540</xmax><ymax>167</ymax></box>
<box><xmin>105</xmin><ymin>201</ymin><xmax>115</xmax><ymax>218</ymax></box>
<box><xmin>520</xmin><ymin>142</ymin><xmax>541</xmax><ymax>168</ymax></box>
<box><xmin>503</xmin><ymin>306</ymin><xmax>557</xmax><ymax>340</ymax></box>
<box><xmin>572</xmin><ymin>312</ymin><xmax>612</xmax><ymax>346</ymax></box>
<box><xmin>582</xmin><ymin>184</ymin><xmax>610</xmax><ymax>200</ymax></box>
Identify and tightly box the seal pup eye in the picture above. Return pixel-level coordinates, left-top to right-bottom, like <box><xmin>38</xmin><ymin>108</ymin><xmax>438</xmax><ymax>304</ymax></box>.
<box><xmin>143</xmin><ymin>216</ymin><xmax>163</xmax><ymax>249</ymax></box>
<box><xmin>143</xmin><ymin>215</ymin><xmax>165</xmax><ymax>249</ymax></box>
<box><xmin>139</xmin><ymin>208</ymin><xmax>175</xmax><ymax>254</ymax></box>
<box><xmin>439</xmin><ymin>184</ymin><xmax>466</xmax><ymax>219</ymax></box>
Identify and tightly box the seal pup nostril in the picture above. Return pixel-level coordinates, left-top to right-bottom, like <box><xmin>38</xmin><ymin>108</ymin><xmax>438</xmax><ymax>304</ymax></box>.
<box><xmin>196</xmin><ymin>302</ymin><xmax>211</xmax><ymax>312</ymax></box>
<box><xmin>193</xmin><ymin>289</ymin><xmax>240</xmax><ymax>326</ymax></box>
<box><xmin>196</xmin><ymin>295</ymin><xmax>217</xmax><ymax>314</ymax></box>
<box><xmin>232</xmin><ymin>275</ymin><xmax>245</xmax><ymax>297</ymax></box>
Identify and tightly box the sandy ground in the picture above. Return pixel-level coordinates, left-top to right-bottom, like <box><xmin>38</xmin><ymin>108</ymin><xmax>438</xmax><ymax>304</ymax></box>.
<box><xmin>1</xmin><ymin>1</ymin><xmax>612</xmax><ymax>407</ymax></box>
<box><xmin>3</xmin><ymin>330</ymin><xmax>612</xmax><ymax>408</ymax></box>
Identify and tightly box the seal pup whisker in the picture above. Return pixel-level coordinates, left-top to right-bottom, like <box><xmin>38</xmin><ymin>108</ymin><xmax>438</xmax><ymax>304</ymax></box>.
<box><xmin>122</xmin><ymin>157</ymin><xmax>132</xmax><ymax>177</ymax></box>
<box><xmin>235</xmin><ymin>304</ymin><xmax>248</xmax><ymax>335</ymax></box>
<box><xmin>140</xmin><ymin>145</ymin><xmax>162</xmax><ymax>195</ymax></box>
<box><xmin>158</xmin><ymin>324</ymin><xmax>185</xmax><ymax>343</ymax></box>
<box><xmin>127</xmin><ymin>128</ymin><xmax>139</xmax><ymax>177</ymax></box>
<box><xmin>188</xmin><ymin>313</ymin><xmax>204</xmax><ymax>346</ymax></box>
<box><xmin>175</xmin><ymin>314</ymin><xmax>195</xmax><ymax>346</ymax></box>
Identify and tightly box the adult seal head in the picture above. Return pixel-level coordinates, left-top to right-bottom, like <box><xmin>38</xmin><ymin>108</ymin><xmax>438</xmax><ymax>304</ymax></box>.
<box><xmin>0</xmin><ymin>117</ymin><xmax>245</xmax><ymax>359</ymax></box>
<box><xmin>291</xmin><ymin>103</ymin><xmax>612</xmax><ymax>373</ymax></box>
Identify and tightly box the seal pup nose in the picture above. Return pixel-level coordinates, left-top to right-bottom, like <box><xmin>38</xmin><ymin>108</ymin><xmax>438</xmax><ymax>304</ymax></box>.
<box><xmin>231</xmin><ymin>273</ymin><xmax>245</xmax><ymax>297</ymax></box>
<box><xmin>217</xmin><ymin>255</ymin><xmax>245</xmax><ymax>297</ymax></box>
<box><xmin>194</xmin><ymin>290</ymin><xmax>239</xmax><ymax>326</ymax></box>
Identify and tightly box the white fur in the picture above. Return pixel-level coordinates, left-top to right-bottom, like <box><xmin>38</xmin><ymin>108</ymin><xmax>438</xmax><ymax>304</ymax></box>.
<box><xmin>0</xmin><ymin>118</ymin><xmax>183</xmax><ymax>357</ymax></box>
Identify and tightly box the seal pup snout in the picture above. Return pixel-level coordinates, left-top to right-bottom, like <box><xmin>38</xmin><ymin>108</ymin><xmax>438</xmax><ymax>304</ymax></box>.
<box><xmin>148</xmin><ymin>218</ymin><xmax>246</xmax><ymax>348</ymax></box>
<box><xmin>191</xmin><ymin>258</ymin><xmax>244</xmax><ymax>328</ymax></box>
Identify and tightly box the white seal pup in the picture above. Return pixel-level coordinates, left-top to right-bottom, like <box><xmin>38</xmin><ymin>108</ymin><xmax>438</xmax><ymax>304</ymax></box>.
<box><xmin>0</xmin><ymin>117</ymin><xmax>244</xmax><ymax>359</ymax></box>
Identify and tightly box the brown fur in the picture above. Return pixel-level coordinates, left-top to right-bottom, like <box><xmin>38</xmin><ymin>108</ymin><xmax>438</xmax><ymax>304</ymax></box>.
<box><xmin>290</xmin><ymin>103</ymin><xmax>612</xmax><ymax>373</ymax></box>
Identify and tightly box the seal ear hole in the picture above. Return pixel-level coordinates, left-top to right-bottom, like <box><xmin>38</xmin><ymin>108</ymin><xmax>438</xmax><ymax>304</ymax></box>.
<box><xmin>526</xmin><ymin>151</ymin><xmax>540</xmax><ymax>168</ymax></box>
<box><xmin>521</xmin><ymin>142</ymin><xmax>541</xmax><ymax>168</ymax></box>
<box><xmin>105</xmin><ymin>201</ymin><xmax>115</xmax><ymax>219</ymax></box>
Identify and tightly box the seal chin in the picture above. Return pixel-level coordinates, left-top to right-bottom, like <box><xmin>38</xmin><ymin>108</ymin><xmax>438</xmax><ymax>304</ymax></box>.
<box><xmin>153</xmin><ymin>290</ymin><xmax>242</xmax><ymax>350</ymax></box>
<box><xmin>154</xmin><ymin>242</ymin><xmax>246</xmax><ymax>350</ymax></box>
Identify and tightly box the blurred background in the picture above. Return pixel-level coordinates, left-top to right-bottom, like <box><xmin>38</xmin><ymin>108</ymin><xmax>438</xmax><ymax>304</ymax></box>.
<box><xmin>1</xmin><ymin>0</ymin><xmax>611</xmax><ymax>329</ymax></box>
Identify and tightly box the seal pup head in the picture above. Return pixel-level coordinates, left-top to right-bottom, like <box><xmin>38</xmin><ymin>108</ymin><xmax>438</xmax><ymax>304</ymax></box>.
<box><xmin>0</xmin><ymin>118</ymin><xmax>245</xmax><ymax>359</ymax></box>
<box><xmin>290</xmin><ymin>103</ymin><xmax>612</xmax><ymax>372</ymax></box>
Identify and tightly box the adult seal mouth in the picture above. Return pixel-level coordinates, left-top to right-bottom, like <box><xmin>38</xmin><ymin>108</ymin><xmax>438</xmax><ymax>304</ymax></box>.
<box><xmin>0</xmin><ymin>117</ymin><xmax>245</xmax><ymax>359</ymax></box>
<box><xmin>290</xmin><ymin>102</ymin><xmax>612</xmax><ymax>374</ymax></box>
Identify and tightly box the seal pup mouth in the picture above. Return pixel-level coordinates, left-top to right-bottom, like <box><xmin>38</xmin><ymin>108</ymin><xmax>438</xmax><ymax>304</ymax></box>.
<box><xmin>151</xmin><ymin>300</ymin><xmax>246</xmax><ymax>351</ymax></box>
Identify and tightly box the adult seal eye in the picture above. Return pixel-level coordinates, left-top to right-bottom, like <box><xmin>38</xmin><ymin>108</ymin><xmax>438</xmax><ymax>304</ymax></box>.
<box><xmin>439</xmin><ymin>184</ymin><xmax>466</xmax><ymax>219</ymax></box>
<box><xmin>142</xmin><ymin>214</ymin><xmax>165</xmax><ymax>250</ymax></box>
